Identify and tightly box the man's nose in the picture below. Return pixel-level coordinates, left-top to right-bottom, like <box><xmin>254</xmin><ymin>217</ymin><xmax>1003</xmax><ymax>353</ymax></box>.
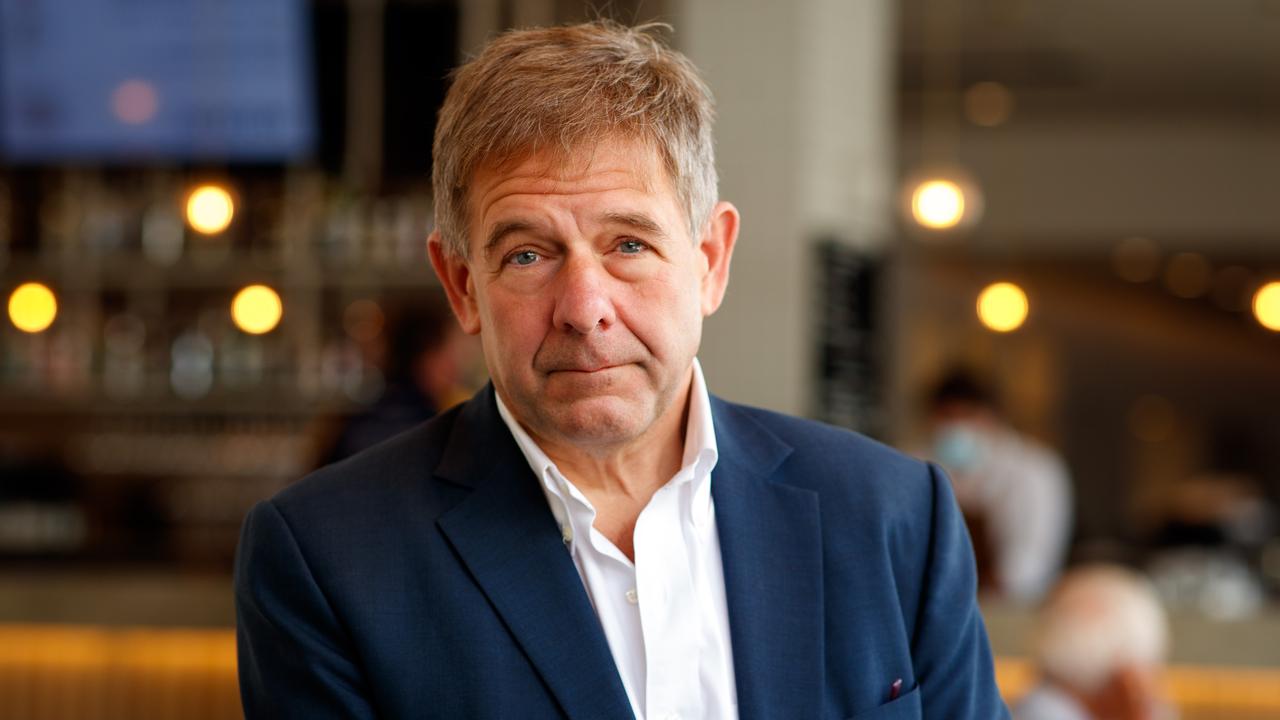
<box><xmin>551</xmin><ymin>253</ymin><xmax>616</xmax><ymax>334</ymax></box>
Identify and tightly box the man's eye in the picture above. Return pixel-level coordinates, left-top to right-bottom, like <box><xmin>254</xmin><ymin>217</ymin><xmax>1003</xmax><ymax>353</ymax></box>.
<box><xmin>508</xmin><ymin>250</ymin><xmax>540</xmax><ymax>266</ymax></box>
<box><xmin>618</xmin><ymin>239</ymin><xmax>647</xmax><ymax>254</ymax></box>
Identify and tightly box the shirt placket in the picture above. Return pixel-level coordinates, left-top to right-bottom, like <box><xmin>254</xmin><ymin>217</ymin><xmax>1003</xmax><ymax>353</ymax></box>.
<box><xmin>555</xmin><ymin>470</ymin><xmax>650</xmax><ymax>719</ymax></box>
<box><xmin>635</xmin><ymin>480</ymin><xmax>703</xmax><ymax>720</ymax></box>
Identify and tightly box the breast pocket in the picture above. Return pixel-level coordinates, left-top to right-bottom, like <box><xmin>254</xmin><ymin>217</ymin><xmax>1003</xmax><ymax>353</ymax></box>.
<box><xmin>844</xmin><ymin>686</ymin><xmax>921</xmax><ymax>720</ymax></box>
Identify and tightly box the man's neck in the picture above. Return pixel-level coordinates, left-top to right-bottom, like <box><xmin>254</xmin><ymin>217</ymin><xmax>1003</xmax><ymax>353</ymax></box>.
<box><xmin>530</xmin><ymin>373</ymin><xmax>693</xmax><ymax>562</ymax></box>
<box><xmin>534</xmin><ymin>375</ymin><xmax>692</xmax><ymax>504</ymax></box>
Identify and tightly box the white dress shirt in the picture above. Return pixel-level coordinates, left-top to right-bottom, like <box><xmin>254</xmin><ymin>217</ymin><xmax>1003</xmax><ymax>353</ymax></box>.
<box><xmin>947</xmin><ymin>425</ymin><xmax>1072</xmax><ymax>603</ymax></box>
<box><xmin>495</xmin><ymin>359</ymin><xmax>738</xmax><ymax>720</ymax></box>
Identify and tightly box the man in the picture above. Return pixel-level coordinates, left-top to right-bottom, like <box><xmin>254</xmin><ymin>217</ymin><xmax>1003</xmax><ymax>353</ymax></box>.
<box><xmin>928</xmin><ymin>369</ymin><xmax>1072</xmax><ymax>604</ymax></box>
<box><xmin>235</xmin><ymin>21</ymin><xmax>1009</xmax><ymax>719</ymax></box>
<box><xmin>1015</xmin><ymin>566</ymin><xmax>1172</xmax><ymax>720</ymax></box>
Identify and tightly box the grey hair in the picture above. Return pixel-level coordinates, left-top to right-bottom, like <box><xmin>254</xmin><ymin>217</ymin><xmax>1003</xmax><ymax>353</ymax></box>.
<box><xmin>1031</xmin><ymin>565</ymin><xmax>1169</xmax><ymax>693</ymax></box>
<box><xmin>431</xmin><ymin>20</ymin><xmax>718</xmax><ymax>258</ymax></box>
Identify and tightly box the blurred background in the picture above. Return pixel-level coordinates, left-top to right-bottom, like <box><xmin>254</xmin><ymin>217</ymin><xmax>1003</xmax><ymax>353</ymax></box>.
<box><xmin>1</xmin><ymin>0</ymin><xmax>1277</xmax><ymax>718</ymax></box>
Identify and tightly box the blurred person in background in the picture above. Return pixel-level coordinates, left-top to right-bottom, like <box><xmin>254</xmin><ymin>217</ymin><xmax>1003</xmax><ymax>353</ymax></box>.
<box><xmin>928</xmin><ymin>368</ymin><xmax>1073</xmax><ymax>603</ymax></box>
<box><xmin>1016</xmin><ymin>565</ymin><xmax>1173</xmax><ymax>720</ymax></box>
<box><xmin>322</xmin><ymin>297</ymin><xmax>478</xmax><ymax>464</ymax></box>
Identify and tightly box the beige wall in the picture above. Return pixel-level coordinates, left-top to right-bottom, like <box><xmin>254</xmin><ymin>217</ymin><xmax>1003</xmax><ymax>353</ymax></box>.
<box><xmin>676</xmin><ymin>0</ymin><xmax>896</xmax><ymax>414</ymax></box>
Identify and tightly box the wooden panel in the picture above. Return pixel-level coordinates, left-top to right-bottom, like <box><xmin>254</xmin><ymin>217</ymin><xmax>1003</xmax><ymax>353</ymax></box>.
<box><xmin>0</xmin><ymin>625</ymin><xmax>240</xmax><ymax>720</ymax></box>
<box><xmin>996</xmin><ymin>657</ymin><xmax>1280</xmax><ymax>720</ymax></box>
<box><xmin>1</xmin><ymin>625</ymin><xmax>1278</xmax><ymax>720</ymax></box>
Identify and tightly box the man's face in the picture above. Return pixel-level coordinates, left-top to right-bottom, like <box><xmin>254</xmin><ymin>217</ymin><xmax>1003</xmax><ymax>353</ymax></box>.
<box><xmin>429</xmin><ymin>139</ymin><xmax>737</xmax><ymax>452</ymax></box>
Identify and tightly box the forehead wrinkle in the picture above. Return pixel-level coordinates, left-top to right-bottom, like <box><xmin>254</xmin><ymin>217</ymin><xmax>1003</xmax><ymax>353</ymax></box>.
<box><xmin>473</xmin><ymin>170</ymin><xmax>640</xmax><ymax>238</ymax></box>
<box><xmin>472</xmin><ymin>140</ymin><xmax>666</xmax><ymax>211</ymax></box>
<box><xmin>469</xmin><ymin>140</ymin><xmax>678</xmax><ymax>255</ymax></box>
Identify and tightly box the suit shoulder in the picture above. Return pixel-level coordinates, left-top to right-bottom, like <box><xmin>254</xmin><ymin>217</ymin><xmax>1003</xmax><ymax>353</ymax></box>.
<box><xmin>718</xmin><ymin>400</ymin><xmax>929</xmax><ymax>480</ymax></box>
<box><xmin>268</xmin><ymin>400</ymin><xmax>466</xmax><ymax>523</ymax></box>
<box><xmin>715</xmin><ymin>399</ymin><xmax>939</xmax><ymax>524</ymax></box>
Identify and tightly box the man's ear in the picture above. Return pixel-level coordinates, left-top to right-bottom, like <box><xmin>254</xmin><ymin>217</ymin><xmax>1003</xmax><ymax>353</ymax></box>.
<box><xmin>428</xmin><ymin>230</ymin><xmax>482</xmax><ymax>335</ymax></box>
<box><xmin>697</xmin><ymin>201</ymin><xmax>740</xmax><ymax>317</ymax></box>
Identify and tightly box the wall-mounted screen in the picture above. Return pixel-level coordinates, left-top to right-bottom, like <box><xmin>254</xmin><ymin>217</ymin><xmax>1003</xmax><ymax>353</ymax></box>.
<box><xmin>0</xmin><ymin>0</ymin><xmax>315</xmax><ymax>162</ymax></box>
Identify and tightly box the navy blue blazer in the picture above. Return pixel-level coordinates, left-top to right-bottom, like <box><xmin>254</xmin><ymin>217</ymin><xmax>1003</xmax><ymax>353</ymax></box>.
<box><xmin>235</xmin><ymin>386</ymin><xmax>1010</xmax><ymax>719</ymax></box>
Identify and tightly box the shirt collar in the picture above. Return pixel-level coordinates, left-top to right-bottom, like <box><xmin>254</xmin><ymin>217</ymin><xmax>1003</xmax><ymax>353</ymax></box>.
<box><xmin>494</xmin><ymin>358</ymin><xmax>720</xmax><ymax>550</ymax></box>
<box><xmin>682</xmin><ymin>357</ymin><xmax>719</xmax><ymax>523</ymax></box>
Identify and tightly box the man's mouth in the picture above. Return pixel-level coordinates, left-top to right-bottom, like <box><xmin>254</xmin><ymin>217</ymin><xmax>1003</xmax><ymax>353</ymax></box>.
<box><xmin>549</xmin><ymin>363</ymin><xmax>621</xmax><ymax>374</ymax></box>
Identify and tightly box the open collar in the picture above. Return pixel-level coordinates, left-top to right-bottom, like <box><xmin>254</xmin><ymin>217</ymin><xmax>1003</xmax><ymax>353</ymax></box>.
<box><xmin>435</xmin><ymin>386</ymin><xmax>823</xmax><ymax>720</ymax></box>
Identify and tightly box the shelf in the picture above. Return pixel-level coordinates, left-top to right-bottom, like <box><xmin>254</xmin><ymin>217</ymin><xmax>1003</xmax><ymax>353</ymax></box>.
<box><xmin>0</xmin><ymin>390</ymin><xmax>359</xmax><ymax>417</ymax></box>
<box><xmin>0</xmin><ymin>251</ymin><xmax>440</xmax><ymax>291</ymax></box>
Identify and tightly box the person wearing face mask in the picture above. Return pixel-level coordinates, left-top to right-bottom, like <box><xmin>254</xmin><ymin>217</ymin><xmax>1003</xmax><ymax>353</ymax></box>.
<box><xmin>927</xmin><ymin>369</ymin><xmax>1073</xmax><ymax>604</ymax></box>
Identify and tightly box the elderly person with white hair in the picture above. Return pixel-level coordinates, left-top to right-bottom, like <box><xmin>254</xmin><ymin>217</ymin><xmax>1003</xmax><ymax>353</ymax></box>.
<box><xmin>1016</xmin><ymin>565</ymin><xmax>1174</xmax><ymax>720</ymax></box>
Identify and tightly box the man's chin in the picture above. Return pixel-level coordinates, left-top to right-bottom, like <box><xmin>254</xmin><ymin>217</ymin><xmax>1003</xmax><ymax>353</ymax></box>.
<box><xmin>545</xmin><ymin>397</ymin><xmax>640</xmax><ymax>438</ymax></box>
<box><xmin>535</xmin><ymin>396</ymin><xmax>653</xmax><ymax>447</ymax></box>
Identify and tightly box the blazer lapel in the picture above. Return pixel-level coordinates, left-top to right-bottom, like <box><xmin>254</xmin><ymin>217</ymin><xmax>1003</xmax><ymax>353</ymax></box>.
<box><xmin>710</xmin><ymin>397</ymin><xmax>824</xmax><ymax>720</ymax></box>
<box><xmin>435</xmin><ymin>387</ymin><xmax>635</xmax><ymax>720</ymax></box>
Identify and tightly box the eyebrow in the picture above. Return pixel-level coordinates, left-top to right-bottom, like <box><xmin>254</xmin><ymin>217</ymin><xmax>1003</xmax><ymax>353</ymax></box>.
<box><xmin>483</xmin><ymin>220</ymin><xmax>539</xmax><ymax>257</ymax></box>
<box><xmin>599</xmin><ymin>211</ymin><xmax>668</xmax><ymax>239</ymax></box>
<box><xmin>482</xmin><ymin>211</ymin><xmax>669</xmax><ymax>257</ymax></box>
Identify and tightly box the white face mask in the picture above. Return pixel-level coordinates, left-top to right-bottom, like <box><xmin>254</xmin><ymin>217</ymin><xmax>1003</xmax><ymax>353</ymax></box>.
<box><xmin>933</xmin><ymin>422</ymin><xmax>986</xmax><ymax>474</ymax></box>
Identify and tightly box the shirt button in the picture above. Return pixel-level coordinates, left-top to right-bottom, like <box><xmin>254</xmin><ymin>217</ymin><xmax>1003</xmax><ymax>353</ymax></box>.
<box><xmin>624</xmin><ymin>588</ymin><xmax>638</xmax><ymax>604</ymax></box>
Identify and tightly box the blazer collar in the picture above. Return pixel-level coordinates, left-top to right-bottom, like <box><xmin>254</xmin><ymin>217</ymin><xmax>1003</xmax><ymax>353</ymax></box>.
<box><xmin>435</xmin><ymin>386</ymin><xmax>635</xmax><ymax>720</ymax></box>
<box><xmin>710</xmin><ymin>397</ymin><xmax>824</xmax><ymax>720</ymax></box>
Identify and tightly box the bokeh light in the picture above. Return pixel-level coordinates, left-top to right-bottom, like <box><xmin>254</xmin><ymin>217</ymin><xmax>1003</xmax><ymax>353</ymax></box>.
<box><xmin>1112</xmin><ymin>236</ymin><xmax>1162</xmax><ymax>283</ymax></box>
<box><xmin>1164</xmin><ymin>252</ymin><xmax>1212</xmax><ymax>299</ymax></box>
<box><xmin>186</xmin><ymin>184</ymin><xmax>235</xmax><ymax>235</ymax></box>
<box><xmin>1253</xmin><ymin>281</ymin><xmax>1280</xmax><ymax>331</ymax></box>
<box><xmin>343</xmin><ymin>299</ymin><xmax>386</xmax><ymax>343</ymax></box>
<box><xmin>231</xmin><ymin>285</ymin><xmax>283</xmax><ymax>335</ymax></box>
<box><xmin>911</xmin><ymin>179</ymin><xmax>966</xmax><ymax>230</ymax></box>
<box><xmin>964</xmin><ymin>81</ymin><xmax>1015</xmax><ymax>127</ymax></box>
<box><xmin>8</xmin><ymin>282</ymin><xmax>58</xmax><ymax>333</ymax></box>
<box><xmin>111</xmin><ymin>79</ymin><xmax>159</xmax><ymax>125</ymax></box>
<box><xmin>977</xmin><ymin>282</ymin><xmax>1029</xmax><ymax>332</ymax></box>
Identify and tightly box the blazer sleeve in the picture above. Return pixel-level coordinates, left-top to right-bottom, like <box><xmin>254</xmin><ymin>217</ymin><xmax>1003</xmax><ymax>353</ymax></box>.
<box><xmin>234</xmin><ymin>499</ymin><xmax>378</xmax><ymax>719</ymax></box>
<box><xmin>912</xmin><ymin>463</ymin><xmax>1011</xmax><ymax>719</ymax></box>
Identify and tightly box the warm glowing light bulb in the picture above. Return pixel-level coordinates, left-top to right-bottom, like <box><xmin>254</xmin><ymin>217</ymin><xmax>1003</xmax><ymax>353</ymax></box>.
<box><xmin>964</xmin><ymin>81</ymin><xmax>1015</xmax><ymax>127</ymax></box>
<box><xmin>977</xmin><ymin>282</ymin><xmax>1028</xmax><ymax>332</ymax></box>
<box><xmin>911</xmin><ymin>180</ymin><xmax>965</xmax><ymax>229</ymax></box>
<box><xmin>8</xmin><ymin>282</ymin><xmax>58</xmax><ymax>333</ymax></box>
<box><xmin>231</xmin><ymin>285</ymin><xmax>283</xmax><ymax>335</ymax></box>
<box><xmin>1253</xmin><ymin>281</ymin><xmax>1280</xmax><ymax>332</ymax></box>
<box><xmin>186</xmin><ymin>185</ymin><xmax>235</xmax><ymax>235</ymax></box>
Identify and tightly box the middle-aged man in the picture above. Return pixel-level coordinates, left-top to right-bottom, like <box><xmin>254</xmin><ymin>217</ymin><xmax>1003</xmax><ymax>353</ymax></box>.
<box><xmin>235</xmin><ymin>20</ymin><xmax>1010</xmax><ymax>720</ymax></box>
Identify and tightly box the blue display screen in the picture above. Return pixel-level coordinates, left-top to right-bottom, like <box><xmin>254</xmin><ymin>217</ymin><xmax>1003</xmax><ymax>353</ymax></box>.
<box><xmin>0</xmin><ymin>0</ymin><xmax>316</xmax><ymax>161</ymax></box>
